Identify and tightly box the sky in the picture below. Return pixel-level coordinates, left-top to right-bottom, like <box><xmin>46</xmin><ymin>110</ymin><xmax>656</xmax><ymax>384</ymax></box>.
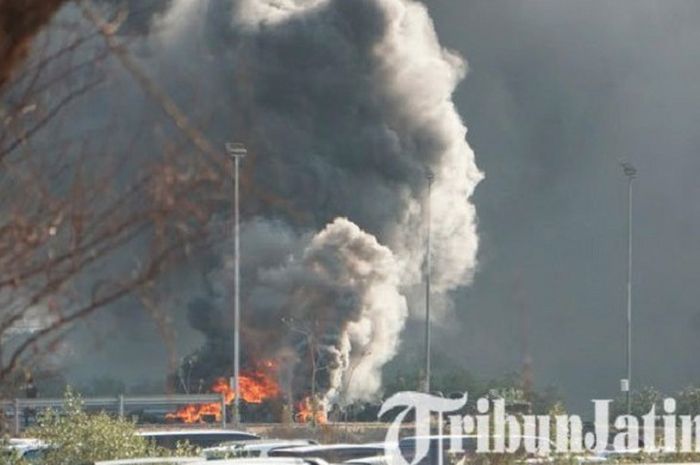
<box><xmin>47</xmin><ymin>0</ymin><xmax>700</xmax><ymax>411</ymax></box>
<box><xmin>421</xmin><ymin>0</ymin><xmax>700</xmax><ymax>409</ymax></box>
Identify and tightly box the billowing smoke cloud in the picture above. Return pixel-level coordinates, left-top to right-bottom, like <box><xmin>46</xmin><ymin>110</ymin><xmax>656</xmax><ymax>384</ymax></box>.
<box><xmin>248</xmin><ymin>217</ymin><xmax>407</xmax><ymax>403</ymax></box>
<box><xmin>48</xmin><ymin>0</ymin><xmax>481</xmax><ymax>401</ymax></box>
<box><xmin>213</xmin><ymin>0</ymin><xmax>483</xmax><ymax>292</ymax></box>
<box><xmin>151</xmin><ymin>0</ymin><xmax>483</xmax><ymax>404</ymax></box>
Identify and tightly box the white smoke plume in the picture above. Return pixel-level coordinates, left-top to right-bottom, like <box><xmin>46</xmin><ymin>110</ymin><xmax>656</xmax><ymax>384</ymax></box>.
<box><xmin>248</xmin><ymin>218</ymin><xmax>407</xmax><ymax>404</ymax></box>
<box><xmin>234</xmin><ymin>0</ymin><xmax>329</xmax><ymax>27</ymax></box>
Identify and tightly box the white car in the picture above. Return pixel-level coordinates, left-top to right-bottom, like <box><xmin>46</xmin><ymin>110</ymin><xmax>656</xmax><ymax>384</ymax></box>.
<box><xmin>2</xmin><ymin>438</ymin><xmax>50</xmax><ymax>463</ymax></box>
<box><xmin>398</xmin><ymin>435</ymin><xmax>556</xmax><ymax>465</ymax></box>
<box><xmin>193</xmin><ymin>458</ymin><xmax>329</xmax><ymax>465</ymax></box>
<box><xmin>137</xmin><ymin>429</ymin><xmax>259</xmax><ymax>449</ymax></box>
<box><xmin>95</xmin><ymin>458</ymin><xmax>203</xmax><ymax>465</ymax></box>
<box><xmin>269</xmin><ymin>443</ymin><xmax>387</xmax><ymax>463</ymax></box>
<box><xmin>345</xmin><ymin>456</ymin><xmax>390</xmax><ymax>465</ymax></box>
<box><xmin>203</xmin><ymin>439</ymin><xmax>318</xmax><ymax>459</ymax></box>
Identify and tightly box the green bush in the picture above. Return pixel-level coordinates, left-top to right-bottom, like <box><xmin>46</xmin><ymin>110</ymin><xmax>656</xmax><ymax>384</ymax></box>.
<box><xmin>27</xmin><ymin>388</ymin><xmax>197</xmax><ymax>465</ymax></box>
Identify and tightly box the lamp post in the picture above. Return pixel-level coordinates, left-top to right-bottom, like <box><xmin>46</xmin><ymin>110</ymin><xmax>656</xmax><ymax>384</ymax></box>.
<box><xmin>226</xmin><ymin>142</ymin><xmax>247</xmax><ymax>425</ymax></box>
<box><xmin>620</xmin><ymin>161</ymin><xmax>636</xmax><ymax>416</ymax></box>
<box><xmin>424</xmin><ymin>169</ymin><xmax>434</xmax><ymax>393</ymax></box>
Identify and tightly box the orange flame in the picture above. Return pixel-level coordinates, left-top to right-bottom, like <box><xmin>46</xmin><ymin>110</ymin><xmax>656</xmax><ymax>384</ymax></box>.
<box><xmin>295</xmin><ymin>396</ymin><xmax>327</xmax><ymax>424</ymax></box>
<box><xmin>166</xmin><ymin>362</ymin><xmax>280</xmax><ymax>424</ymax></box>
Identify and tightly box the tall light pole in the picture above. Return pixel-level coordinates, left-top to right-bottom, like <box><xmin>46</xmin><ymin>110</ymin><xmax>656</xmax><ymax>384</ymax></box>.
<box><xmin>226</xmin><ymin>142</ymin><xmax>247</xmax><ymax>425</ymax></box>
<box><xmin>621</xmin><ymin>161</ymin><xmax>636</xmax><ymax>415</ymax></box>
<box><xmin>424</xmin><ymin>169</ymin><xmax>434</xmax><ymax>393</ymax></box>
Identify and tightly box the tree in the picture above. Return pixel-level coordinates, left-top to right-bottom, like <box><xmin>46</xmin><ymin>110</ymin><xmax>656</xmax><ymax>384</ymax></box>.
<box><xmin>382</xmin><ymin>347</ymin><xmax>482</xmax><ymax>397</ymax></box>
<box><xmin>0</xmin><ymin>0</ymin><xmax>306</xmax><ymax>394</ymax></box>
<box><xmin>612</xmin><ymin>386</ymin><xmax>663</xmax><ymax>418</ymax></box>
<box><xmin>283</xmin><ymin>317</ymin><xmax>330</xmax><ymax>426</ymax></box>
<box><xmin>0</xmin><ymin>0</ymin><xmax>68</xmax><ymax>90</ymax></box>
<box><xmin>676</xmin><ymin>385</ymin><xmax>700</xmax><ymax>415</ymax></box>
<box><xmin>0</xmin><ymin>1</ymin><xmax>227</xmax><ymax>389</ymax></box>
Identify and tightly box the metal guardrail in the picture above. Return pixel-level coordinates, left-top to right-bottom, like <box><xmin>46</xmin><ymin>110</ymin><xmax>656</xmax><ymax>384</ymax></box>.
<box><xmin>1</xmin><ymin>393</ymin><xmax>227</xmax><ymax>435</ymax></box>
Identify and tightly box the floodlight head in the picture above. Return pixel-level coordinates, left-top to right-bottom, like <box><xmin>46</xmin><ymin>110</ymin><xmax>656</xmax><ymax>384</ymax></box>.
<box><xmin>226</xmin><ymin>142</ymin><xmax>248</xmax><ymax>158</ymax></box>
<box><xmin>620</xmin><ymin>161</ymin><xmax>637</xmax><ymax>178</ymax></box>
<box><xmin>426</xmin><ymin>168</ymin><xmax>434</xmax><ymax>183</ymax></box>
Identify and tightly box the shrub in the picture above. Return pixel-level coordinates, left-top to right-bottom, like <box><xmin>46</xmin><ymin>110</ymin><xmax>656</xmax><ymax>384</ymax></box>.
<box><xmin>27</xmin><ymin>388</ymin><xmax>197</xmax><ymax>465</ymax></box>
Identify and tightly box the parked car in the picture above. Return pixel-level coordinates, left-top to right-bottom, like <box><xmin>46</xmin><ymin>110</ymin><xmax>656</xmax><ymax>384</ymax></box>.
<box><xmin>94</xmin><ymin>458</ymin><xmax>203</xmax><ymax>465</ymax></box>
<box><xmin>192</xmin><ymin>458</ymin><xmax>329</xmax><ymax>465</ymax></box>
<box><xmin>397</xmin><ymin>435</ymin><xmax>555</xmax><ymax>465</ymax></box>
<box><xmin>1</xmin><ymin>438</ymin><xmax>50</xmax><ymax>463</ymax></box>
<box><xmin>203</xmin><ymin>439</ymin><xmax>318</xmax><ymax>459</ymax></box>
<box><xmin>137</xmin><ymin>429</ymin><xmax>259</xmax><ymax>449</ymax></box>
<box><xmin>269</xmin><ymin>443</ymin><xmax>386</xmax><ymax>463</ymax></box>
<box><xmin>344</xmin><ymin>456</ymin><xmax>390</xmax><ymax>465</ymax></box>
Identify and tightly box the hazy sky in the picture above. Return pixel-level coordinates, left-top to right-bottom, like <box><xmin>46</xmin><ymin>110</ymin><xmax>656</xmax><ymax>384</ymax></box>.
<box><xmin>422</xmin><ymin>0</ymin><xmax>700</xmax><ymax>409</ymax></box>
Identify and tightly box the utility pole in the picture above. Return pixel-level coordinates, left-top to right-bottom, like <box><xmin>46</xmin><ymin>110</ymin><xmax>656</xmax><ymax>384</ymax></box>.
<box><xmin>424</xmin><ymin>169</ymin><xmax>434</xmax><ymax>394</ymax></box>
<box><xmin>226</xmin><ymin>142</ymin><xmax>247</xmax><ymax>425</ymax></box>
<box><xmin>621</xmin><ymin>161</ymin><xmax>636</xmax><ymax>416</ymax></box>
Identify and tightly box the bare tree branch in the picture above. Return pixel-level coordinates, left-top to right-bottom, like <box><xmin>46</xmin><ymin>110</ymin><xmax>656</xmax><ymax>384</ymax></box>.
<box><xmin>0</xmin><ymin>0</ymin><xmax>68</xmax><ymax>90</ymax></box>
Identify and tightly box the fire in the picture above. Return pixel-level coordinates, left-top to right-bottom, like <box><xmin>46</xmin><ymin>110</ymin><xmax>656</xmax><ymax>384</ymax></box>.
<box><xmin>165</xmin><ymin>399</ymin><xmax>223</xmax><ymax>424</ymax></box>
<box><xmin>239</xmin><ymin>369</ymin><xmax>280</xmax><ymax>403</ymax></box>
<box><xmin>166</xmin><ymin>361</ymin><xmax>280</xmax><ymax>424</ymax></box>
<box><xmin>295</xmin><ymin>396</ymin><xmax>327</xmax><ymax>424</ymax></box>
<box><xmin>211</xmin><ymin>377</ymin><xmax>235</xmax><ymax>403</ymax></box>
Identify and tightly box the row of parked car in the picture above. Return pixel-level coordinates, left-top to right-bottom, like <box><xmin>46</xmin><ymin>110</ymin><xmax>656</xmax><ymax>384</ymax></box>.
<box><xmin>5</xmin><ymin>428</ymin><xmax>626</xmax><ymax>465</ymax></box>
<box><xmin>5</xmin><ymin>430</ymin><xmax>388</xmax><ymax>465</ymax></box>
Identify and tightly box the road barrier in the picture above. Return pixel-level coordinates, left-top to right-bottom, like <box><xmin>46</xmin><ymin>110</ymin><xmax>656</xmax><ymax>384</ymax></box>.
<box><xmin>0</xmin><ymin>393</ymin><xmax>227</xmax><ymax>435</ymax></box>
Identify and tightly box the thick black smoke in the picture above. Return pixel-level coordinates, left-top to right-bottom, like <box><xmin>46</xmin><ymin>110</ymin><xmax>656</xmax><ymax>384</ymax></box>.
<box><xmin>138</xmin><ymin>0</ymin><xmax>482</xmax><ymax>404</ymax></box>
<box><xmin>43</xmin><ymin>0</ymin><xmax>482</xmax><ymax>402</ymax></box>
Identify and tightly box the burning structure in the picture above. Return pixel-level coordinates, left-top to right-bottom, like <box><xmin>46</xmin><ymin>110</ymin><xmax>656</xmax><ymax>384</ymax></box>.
<box><xmin>167</xmin><ymin>362</ymin><xmax>280</xmax><ymax>423</ymax></box>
